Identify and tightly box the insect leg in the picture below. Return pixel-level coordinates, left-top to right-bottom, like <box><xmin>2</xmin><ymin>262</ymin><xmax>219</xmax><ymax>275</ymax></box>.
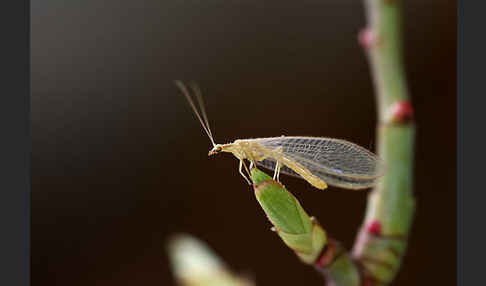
<box><xmin>250</xmin><ymin>159</ymin><xmax>265</xmax><ymax>172</ymax></box>
<box><xmin>273</xmin><ymin>161</ymin><xmax>280</xmax><ymax>180</ymax></box>
<box><xmin>242</xmin><ymin>159</ymin><xmax>253</xmax><ymax>177</ymax></box>
<box><xmin>276</xmin><ymin>161</ymin><xmax>282</xmax><ymax>181</ymax></box>
<box><xmin>241</xmin><ymin>147</ymin><xmax>259</xmax><ymax>173</ymax></box>
<box><xmin>245</xmin><ymin>143</ymin><xmax>270</xmax><ymax>172</ymax></box>
<box><xmin>239</xmin><ymin>160</ymin><xmax>252</xmax><ymax>185</ymax></box>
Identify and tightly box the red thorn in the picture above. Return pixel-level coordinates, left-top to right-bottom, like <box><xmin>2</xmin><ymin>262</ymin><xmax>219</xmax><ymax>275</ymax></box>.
<box><xmin>389</xmin><ymin>100</ymin><xmax>414</xmax><ymax>123</ymax></box>
<box><xmin>314</xmin><ymin>241</ymin><xmax>335</xmax><ymax>267</ymax></box>
<box><xmin>358</xmin><ymin>28</ymin><xmax>377</xmax><ymax>49</ymax></box>
<box><xmin>362</xmin><ymin>278</ymin><xmax>374</xmax><ymax>286</ymax></box>
<box><xmin>366</xmin><ymin>220</ymin><xmax>381</xmax><ymax>236</ymax></box>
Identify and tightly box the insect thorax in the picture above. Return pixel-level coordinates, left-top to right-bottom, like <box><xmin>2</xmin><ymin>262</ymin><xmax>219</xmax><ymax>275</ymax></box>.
<box><xmin>231</xmin><ymin>140</ymin><xmax>268</xmax><ymax>161</ymax></box>
<box><xmin>227</xmin><ymin>140</ymin><xmax>248</xmax><ymax>160</ymax></box>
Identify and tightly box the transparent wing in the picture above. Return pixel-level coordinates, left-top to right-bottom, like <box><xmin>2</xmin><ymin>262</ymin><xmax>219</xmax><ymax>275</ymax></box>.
<box><xmin>254</xmin><ymin>136</ymin><xmax>384</xmax><ymax>184</ymax></box>
<box><xmin>257</xmin><ymin>156</ymin><xmax>379</xmax><ymax>190</ymax></box>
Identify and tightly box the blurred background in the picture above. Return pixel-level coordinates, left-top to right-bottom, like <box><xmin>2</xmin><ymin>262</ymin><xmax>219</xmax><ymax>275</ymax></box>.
<box><xmin>32</xmin><ymin>0</ymin><xmax>456</xmax><ymax>285</ymax></box>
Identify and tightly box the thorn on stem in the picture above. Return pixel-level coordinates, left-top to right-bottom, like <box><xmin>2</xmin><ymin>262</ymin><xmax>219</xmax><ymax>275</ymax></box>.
<box><xmin>314</xmin><ymin>240</ymin><xmax>334</xmax><ymax>267</ymax></box>
<box><xmin>362</xmin><ymin>277</ymin><xmax>376</xmax><ymax>286</ymax></box>
<box><xmin>388</xmin><ymin>100</ymin><xmax>414</xmax><ymax>124</ymax></box>
<box><xmin>366</xmin><ymin>220</ymin><xmax>381</xmax><ymax>236</ymax></box>
<box><xmin>358</xmin><ymin>28</ymin><xmax>378</xmax><ymax>50</ymax></box>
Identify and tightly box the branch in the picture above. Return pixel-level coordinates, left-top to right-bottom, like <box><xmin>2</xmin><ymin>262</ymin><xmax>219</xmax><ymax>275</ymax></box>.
<box><xmin>352</xmin><ymin>0</ymin><xmax>416</xmax><ymax>284</ymax></box>
<box><xmin>168</xmin><ymin>234</ymin><xmax>254</xmax><ymax>286</ymax></box>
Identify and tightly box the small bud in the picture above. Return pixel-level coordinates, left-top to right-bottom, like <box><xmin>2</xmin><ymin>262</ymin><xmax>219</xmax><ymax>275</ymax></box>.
<box><xmin>250</xmin><ymin>167</ymin><xmax>273</xmax><ymax>186</ymax></box>
<box><xmin>251</xmin><ymin>171</ymin><xmax>312</xmax><ymax>234</ymax></box>
<box><xmin>251</xmin><ymin>168</ymin><xmax>327</xmax><ymax>264</ymax></box>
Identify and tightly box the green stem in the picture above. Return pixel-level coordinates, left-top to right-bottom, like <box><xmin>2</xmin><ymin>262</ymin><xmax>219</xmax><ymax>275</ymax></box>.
<box><xmin>352</xmin><ymin>0</ymin><xmax>416</xmax><ymax>285</ymax></box>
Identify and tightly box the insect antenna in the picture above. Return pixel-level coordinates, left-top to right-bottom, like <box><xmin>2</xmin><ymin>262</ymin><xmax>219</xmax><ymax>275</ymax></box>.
<box><xmin>189</xmin><ymin>81</ymin><xmax>214</xmax><ymax>142</ymax></box>
<box><xmin>175</xmin><ymin>80</ymin><xmax>216</xmax><ymax>147</ymax></box>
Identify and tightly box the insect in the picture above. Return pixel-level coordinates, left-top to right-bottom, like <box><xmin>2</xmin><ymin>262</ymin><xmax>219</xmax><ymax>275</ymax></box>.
<box><xmin>175</xmin><ymin>81</ymin><xmax>385</xmax><ymax>190</ymax></box>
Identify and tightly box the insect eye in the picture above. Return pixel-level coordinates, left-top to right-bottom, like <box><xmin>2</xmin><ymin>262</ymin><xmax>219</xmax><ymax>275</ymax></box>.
<box><xmin>216</xmin><ymin>146</ymin><xmax>222</xmax><ymax>152</ymax></box>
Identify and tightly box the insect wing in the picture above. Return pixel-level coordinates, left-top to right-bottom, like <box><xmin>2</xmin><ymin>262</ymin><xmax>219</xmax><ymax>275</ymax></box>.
<box><xmin>254</xmin><ymin>137</ymin><xmax>384</xmax><ymax>180</ymax></box>
<box><xmin>257</xmin><ymin>156</ymin><xmax>379</xmax><ymax>189</ymax></box>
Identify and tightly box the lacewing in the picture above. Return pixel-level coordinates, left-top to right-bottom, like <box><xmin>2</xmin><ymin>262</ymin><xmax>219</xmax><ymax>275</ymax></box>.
<box><xmin>176</xmin><ymin>81</ymin><xmax>384</xmax><ymax>190</ymax></box>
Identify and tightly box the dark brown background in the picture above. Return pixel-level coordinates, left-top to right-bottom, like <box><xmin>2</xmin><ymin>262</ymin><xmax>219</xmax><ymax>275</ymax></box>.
<box><xmin>32</xmin><ymin>1</ymin><xmax>456</xmax><ymax>285</ymax></box>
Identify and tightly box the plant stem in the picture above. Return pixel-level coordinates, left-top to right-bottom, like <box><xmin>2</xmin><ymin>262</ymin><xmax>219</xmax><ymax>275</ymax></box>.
<box><xmin>352</xmin><ymin>0</ymin><xmax>415</xmax><ymax>285</ymax></box>
<box><xmin>168</xmin><ymin>234</ymin><xmax>254</xmax><ymax>286</ymax></box>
